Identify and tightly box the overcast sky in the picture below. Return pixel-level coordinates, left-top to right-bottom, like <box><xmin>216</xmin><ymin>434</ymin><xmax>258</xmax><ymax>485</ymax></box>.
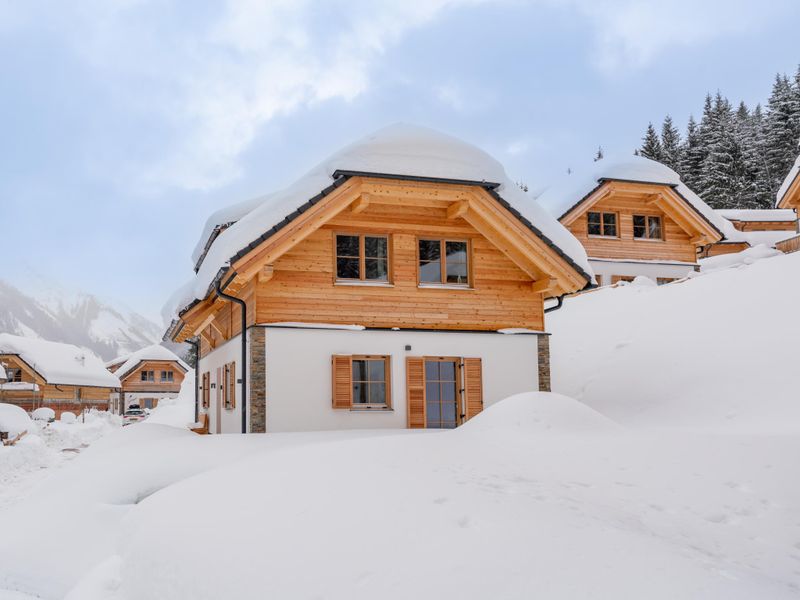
<box><xmin>1</xmin><ymin>0</ymin><xmax>798</xmax><ymax>323</ymax></box>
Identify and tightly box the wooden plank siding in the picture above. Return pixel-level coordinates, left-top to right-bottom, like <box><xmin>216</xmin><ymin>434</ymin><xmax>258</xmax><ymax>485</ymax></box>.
<box><xmin>776</xmin><ymin>234</ymin><xmax>800</xmax><ymax>254</ymax></box>
<box><xmin>564</xmin><ymin>191</ymin><xmax>698</xmax><ymax>264</ymax></box>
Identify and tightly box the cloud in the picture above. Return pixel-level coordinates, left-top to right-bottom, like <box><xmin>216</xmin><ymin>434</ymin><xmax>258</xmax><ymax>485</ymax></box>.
<box><xmin>560</xmin><ymin>0</ymin><xmax>793</xmax><ymax>72</ymax></box>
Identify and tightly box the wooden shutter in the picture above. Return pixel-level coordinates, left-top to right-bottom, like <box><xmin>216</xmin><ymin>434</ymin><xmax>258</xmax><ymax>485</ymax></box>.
<box><xmin>331</xmin><ymin>355</ymin><xmax>352</xmax><ymax>409</ymax></box>
<box><xmin>202</xmin><ymin>372</ymin><xmax>210</xmax><ymax>408</ymax></box>
<box><xmin>227</xmin><ymin>362</ymin><xmax>236</xmax><ymax>409</ymax></box>
<box><xmin>216</xmin><ymin>367</ymin><xmax>222</xmax><ymax>407</ymax></box>
<box><xmin>463</xmin><ymin>358</ymin><xmax>483</xmax><ymax>421</ymax></box>
<box><xmin>406</xmin><ymin>357</ymin><xmax>425</xmax><ymax>429</ymax></box>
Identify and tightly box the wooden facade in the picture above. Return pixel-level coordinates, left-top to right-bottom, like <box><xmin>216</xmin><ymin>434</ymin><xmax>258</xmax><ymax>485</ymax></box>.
<box><xmin>776</xmin><ymin>165</ymin><xmax>800</xmax><ymax>254</ymax></box>
<box><xmin>115</xmin><ymin>359</ymin><xmax>186</xmax><ymax>410</ymax></box>
<box><xmin>0</xmin><ymin>354</ymin><xmax>116</xmax><ymax>419</ymax></box>
<box><xmin>181</xmin><ymin>176</ymin><xmax>591</xmax><ymax>358</ymax></box>
<box><xmin>559</xmin><ymin>180</ymin><xmax>721</xmax><ymax>269</ymax></box>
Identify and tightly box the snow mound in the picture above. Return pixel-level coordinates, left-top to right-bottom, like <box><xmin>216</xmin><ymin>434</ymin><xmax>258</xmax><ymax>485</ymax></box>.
<box><xmin>699</xmin><ymin>244</ymin><xmax>782</xmax><ymax>273</ymax></box>
<box><xmin>60</xmin><ymin>412</ymin><xmax>77</xmax><ymax>424</ymax></box>
<box><xmin>0</xmin><ymin>403</ymin><xmax>32</xmax><ymax>436</ymax></box>
<box><xmin>459</xmin><ymin>392</ymin><xmax>619</xmax><ymax>435</ymax></box>
<box><xmin>144</xmin><ymin>372</ymin><xmax>195</xmax><ymax>428</ymax></box>
<box><xmin>31</xmin><ymin>407</ymin><xmax>55</xmax><ymax>421</ymax></box>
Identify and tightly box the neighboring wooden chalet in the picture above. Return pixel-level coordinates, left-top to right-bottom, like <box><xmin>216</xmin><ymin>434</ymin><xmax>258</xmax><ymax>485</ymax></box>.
<box><xmin>538</xmin><ymin>156</ymin><xmax>727</xmax><ymax>285</ymax></box>
<box><xmin>0</xmin><ymin>333</ymin><xmax>119</xmax><ymax>419</ymax></box>
<box><xmin>106</xmin><ymin>344</ymin><xmax>189</xmax><ymax>412</ymax></box>
<box><xmin>775</xmin><ymin>154</ymin><xmax>800</xmax><ymax>254</ymax></box>
<box><xmin>164</xmin><ymin>124</ymin><xmax>593</xmax><ymax>434</ymax></box>
<box><xmin>701</xmin><ymin>209</ymin><xmax>798</xmax><ymax>258</ymax></box>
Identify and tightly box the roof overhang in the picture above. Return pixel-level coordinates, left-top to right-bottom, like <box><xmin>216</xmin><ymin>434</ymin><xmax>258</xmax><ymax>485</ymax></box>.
<box><xmin>777</xmin><ymin>170</ymin><xmax>800</xmax><ymax>210</ymax></box>
<box><xmin>167</xmin><ymin>173</ymin><xmax>592</xmax><ymax>342</ymax></box>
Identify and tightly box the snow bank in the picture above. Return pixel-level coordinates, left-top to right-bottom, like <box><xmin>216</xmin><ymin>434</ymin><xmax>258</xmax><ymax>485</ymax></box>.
<box><xmin>165</xmin><ymin>124</ymin><xmax>592</xmax><ymax>323</ymax></box>
<box><xmin>699</xmin><ymin>244</ymin><xmax>782</xmax><ymax>273</ymax></box>
<box><xmin>0</xmin><ymin>403</ymin><xmax>32</xmax><ymax>436</ymax></box>
<box><xmin>458</xmin><ymin>391</ymin><xmax>619</xmax><ymax>435</ymax></box>
<box><xmin>144</xmin><ymin>372</ymin><xmax>195</xmax><ymax>428</ymax></box>
<box><xmin>717</xmin><ymin>208</ymin><xmax>796</xmax><ymax>222</ymax></box>
<box><xmin>60</xmin><ymin>411</ymin><xmax>77</xmax><ymax>424</ymax></box>
<box><xmin>31</xmin><ymin>407</ymin><xmax>55</xmax><ymax>421</ymax></box>
<box><xmin>549</xmin><ymin>249</ymin><xmax>800</xmax><ymax>432</ymax></box>
<box><xmin>0</xmin><ymin>333</ymin><xmax>120</xmax><ymax>388</ymax></box>
<box><xmin>110</xmin><ymin>343</ymin><xmax>189</xmax><ymax>381</ymax></box>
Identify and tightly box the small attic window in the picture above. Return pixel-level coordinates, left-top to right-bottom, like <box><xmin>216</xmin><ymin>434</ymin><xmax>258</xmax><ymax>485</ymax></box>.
<box><xmin>335</xmin><ymin>234</ymin><xmax>389</xmax><ymax>282</ymax></box>
<box><xmin>587</xmin><ymin>212</ymin><xmax>617</xmax><ymax>237</ymax></box>
<box><xmin>633</xmin><ymin>215</ymin><xmax>663</xmax><ymax>240</ymax></box>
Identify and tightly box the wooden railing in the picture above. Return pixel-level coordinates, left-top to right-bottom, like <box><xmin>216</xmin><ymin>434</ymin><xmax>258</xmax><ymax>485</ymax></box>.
<box><xmin>776</xmin><ymin>234</ymin><xmax>800</xmax><ymax>254</ymax></box>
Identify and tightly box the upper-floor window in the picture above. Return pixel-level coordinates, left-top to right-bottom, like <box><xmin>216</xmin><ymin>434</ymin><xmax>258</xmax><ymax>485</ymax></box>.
<box><xmin>335</xmin><ymin>234</ymin><xmax>389</xmax><ymax>282</ymax></box>
<box><xmin>140</xmin><ymin>370</ymin><xmax>155</xmax><ymax>382</ymax></box>
<box><xmin>6</xmin><ymin>368</ymin><xmax>22</xmax><ymax>382</ymax></box>
<box><xmin>633</xmin><ymin>215</ymin><xmax>663</xmax><ymax>240</ymax></box>
<box><xmin>418</xmin><ymin>239</ymin><xmax>469</xmax><ymax>286</ymax></box>
<box><xmin>160</xmin><ymin>370</ymin><xmax>174</xmax><ymax>382</ymax></box>
<box><xmin>587</xmin><ymin>211</ymin><xmax>618</xmax><ymax>237</ymax></box>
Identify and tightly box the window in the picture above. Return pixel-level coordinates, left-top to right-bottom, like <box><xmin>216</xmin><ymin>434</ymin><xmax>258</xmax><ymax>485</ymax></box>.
<box><xmin>633</xmin><ymin>215</ymin><xmax>663</xmax><ymax>240</ymax></box>
<box><xmin>6</xmin><ymin>368</ymin><xmax>22</xmax><ymax>383</ymax></box>
<box><xmin>331</xmin><ymin>355</ymin><xmax>391</xmax><ymax>409</ymax></box>
<box><xmin>405</xmin><ymin>357</ymin><xmax>483</xmax><ymax>429</ymax></box>
<box><xmin>335</xmin><ymin>234</ymin><xmax>389</xmax><ymax>282</ymax></box>
<box><xmin>425</xmin><ymin>359</ymin><xmax>459</xmax><ymax>429</ymax></box>
<box><xmin>140</xmin><ymin>370</ymin><xmax>155</xmax><ymax>382</ymax></box>
<box><xmin>160</xmin><ymin>370</ymin><xmax>174</xmax><ymax>382</ymax></box>
<box><xmin>418</xmin><ymin>239</ymin><xmax>469</xmax><ymax>286</ymax></box>
<box><xmin>587</xmin><ymin>211</ymin><xmax>618</xmax><ymax>237</ymax></box>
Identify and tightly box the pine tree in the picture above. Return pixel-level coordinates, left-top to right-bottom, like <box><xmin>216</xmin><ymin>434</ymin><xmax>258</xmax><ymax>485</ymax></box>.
<box><xmin>660</xmin><ymin>115</ymin><xmax>682</xmax><ymax>171</ymax></box>
<box><xmin>640</xmin><ymin>123</ymin><xmax>663</xmax><ymax>161</ymax></box>
<box><xmin>701</xmin><ymin>93</ymin><xmax>738</xmax><ymax>208</ymax></box>
<box><xmin>679</xmin><ymin>115</ymin><xmax>704</xmax><ymax>190</ymax></box>
<box><xmin>765</xmin><ymin>74</ymin><xmax>798</xmax><ymax>191</ymax></box>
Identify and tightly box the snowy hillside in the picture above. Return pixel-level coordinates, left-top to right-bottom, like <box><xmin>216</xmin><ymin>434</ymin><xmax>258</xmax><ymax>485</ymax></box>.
<box><xmin>548</xmin><ymin>250</ymin><xmax>800</xmax><ymax>432</ymax></box>
<box><xmin>0</xmin><ymin>280</ymin><xmax>163</xmax><ymax>361</ymax></box>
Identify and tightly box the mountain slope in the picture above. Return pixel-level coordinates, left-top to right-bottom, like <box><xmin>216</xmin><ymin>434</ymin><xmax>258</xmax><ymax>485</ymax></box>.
<box><xmin>0</xmin><ymin>280</ymin><xmax>163</xmax><ymax>361</ymax></box>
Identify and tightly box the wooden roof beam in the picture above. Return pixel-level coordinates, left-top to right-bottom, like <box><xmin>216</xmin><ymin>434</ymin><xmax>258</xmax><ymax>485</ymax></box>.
<box><xmin>446</xmin><ymin>200</ymin><xmax>470</xmax><ymax>220</ymax></box>
<box><xmin>531</xmin><ymin>278</ymin><xmax>556</xmax><ymax>294</ymax></box>
<box><xmin>351</xmin><ymin>193</ymin><xmax>370</xmax><ymax>214</ymax></box>
<box><xmin>258</xmin><ymin>265</ymin><xmax>275</xmax><ymax>284</ymax></box>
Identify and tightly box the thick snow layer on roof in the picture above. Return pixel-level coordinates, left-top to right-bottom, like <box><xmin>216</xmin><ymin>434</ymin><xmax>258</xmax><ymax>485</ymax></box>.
<box><xmin>112</xmin><ymin>344</ymin><xmax>189</xmax><ymax>381</ymax></box>
<box><xmin>776</xmin><ymin>153</ymin><xmax>800</xmax><ymax>207</ymax></box>
<box><xmin>537</xmin><ymin>155</ymin><xmax>735</xmax><ymax>240</ymax></box>
<box><xmin>0</xmin><ymin>334</ymin><xmax>119</xmax><ymax>389</ymax></box>
<box><xmin>168</xmin><ymin>124</ymin><xmax>592</xmax><ymax>321</ymax></box>
<box><xmin>717</xmin><ymin>208</ymin><xmax>796</xmax><ymax>222</ymax></box>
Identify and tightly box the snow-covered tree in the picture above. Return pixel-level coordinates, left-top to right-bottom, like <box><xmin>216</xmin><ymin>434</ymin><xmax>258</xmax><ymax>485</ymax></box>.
<box><xmin>639</xmin><ymin>123</ymin><xmax>663</xmax><ymax>161</ymax></box>
<box><xmin>660</xmin><ymin>115</ymin><xmax>682</xmax><ymax>171</ymax></box>
<box><xmin>678</xmin><ymin>116</ymin><xmax>704</xmax><ymax>191</ymax></box>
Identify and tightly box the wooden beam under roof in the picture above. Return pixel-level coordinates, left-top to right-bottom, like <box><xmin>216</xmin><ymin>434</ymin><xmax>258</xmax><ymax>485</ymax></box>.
<box><xmin>351</xmin><ymin>193</ymin><xmax>370</xmax><ymax>214</ymax></box>
<box><xmin>446</xmin><ymin>200</ymin><xmax>470</xmax><ymax>220</ymax></box>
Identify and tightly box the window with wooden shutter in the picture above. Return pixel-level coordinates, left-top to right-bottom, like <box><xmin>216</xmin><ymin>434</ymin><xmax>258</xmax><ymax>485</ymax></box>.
<box><xmin>462</xmin><ymin>358</ymin><xmax>483</xmax><ymax>421</ymax></box>
<box><xmin>406</xmin><ymin>357</ymin><xmax>425</xmax><ymax>428</ymax></box>
<box><xmin>201</xmin><ymin>372</ymin><xmax>210</xmax><ymax>408</ymax></box>
<box><xmin>216</xmin><ymin>367</ymin><xmax>222</xmax><ymax>408</ymax></box>
<box><xmin>224</xmin><ymin>362</ymin><xmax>236</xmax><ymax>410</ymax></box>
<box><xmin>332</xmin><ymin>355</ymin><xmax>353</xmax><ymax>409</ymax></box>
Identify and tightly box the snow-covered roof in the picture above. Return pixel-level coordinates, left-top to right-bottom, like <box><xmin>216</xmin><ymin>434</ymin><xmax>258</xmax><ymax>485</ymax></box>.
<box><xmin>166</xmin><ymin>124</ymin><xmax>593</xmax><ymax>323</ymax></box>
<box><xmin>112</xmin><ymin>344</ymin><xmax>190</xmax><ymax>382</ymax></box>
<box><xmin>105</xmin><ymin>352</ymin><xmax>132</xmax><ymax>369</ymax></box>
<box><xmin>776</xmin><ymin>153</ymin><xmax>800</xmax><ymax>208</ymax></box>
<box><xmin>536</xmin><ymin>155</ymin><xmax>735</xmax><ymax>240</ymax></box>
<box><xmin>0</xmin><ymin>333</ymin><xmax>120</xmax><ymax>388</ymax></box>
<box><xmin>717</xmin><ymin>209</ymin><xmax>796</xmax><ymax>222</ymax></box>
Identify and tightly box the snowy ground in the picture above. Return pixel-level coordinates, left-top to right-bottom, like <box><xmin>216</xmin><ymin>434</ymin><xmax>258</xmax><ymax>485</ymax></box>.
<box><xmin>1</xmin><ymin>248</ymin><xmax>799</xmax><ymax>599</ymax></box>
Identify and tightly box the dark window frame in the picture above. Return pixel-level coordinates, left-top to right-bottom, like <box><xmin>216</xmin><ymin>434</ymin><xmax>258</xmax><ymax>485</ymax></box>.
<box><xmin>140</xmin><ymin>370</ymin><xmax>155</xmax><ymax>382</ymax></box>
<box><xmin>6</xmin><ymin>367</ymin><xmax>23</xmax><ymax>383</ymax></box>
<box><xmin>586</xmin><ymin>211</ymin><xmax>619</xmax><ymax>238</ymax></box>
<box><xmin>417</xmin><ymin>238</ymin><xmax>471</xmax><ymax>287</ymax></box>
<box><xmin>334</xmin><ymin>233</ymin><xmax>391</xmax><ymax>283</ymax></box>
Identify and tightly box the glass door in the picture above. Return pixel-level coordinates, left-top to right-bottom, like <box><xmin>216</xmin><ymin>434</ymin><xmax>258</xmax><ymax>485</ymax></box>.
<box><xmin>425</xmin><ymin>359</ymin><xmax>459</xmax><ymax>429</ymax></box>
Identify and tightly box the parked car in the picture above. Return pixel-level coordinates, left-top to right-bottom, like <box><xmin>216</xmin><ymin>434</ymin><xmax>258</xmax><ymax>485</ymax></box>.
<box><xmin>123</xmin><ymin>408</ymin><xmax>147</xmax><ymax>425</ymax></box>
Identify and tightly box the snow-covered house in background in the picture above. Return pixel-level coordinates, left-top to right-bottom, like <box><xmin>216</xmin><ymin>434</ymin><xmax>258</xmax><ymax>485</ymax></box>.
<box><xmin>106</xmin><ymin>344</ymin><xmax>189</xmax><ymax>412</ymax></box>
<box><xmin>537</xmin><ymin>156</ymin><xmax>729</xmax><ymax>285</ymax></box>
<box><xmin>775</xmin><ymin>154</ymin><xmax>800</xmax><ymax>254</ymax></box>
<box><xmin>164</xmin><ymin>124</ymin><xmax>593</xmax><ymax>434</ymax></box>
<box><xmin>703</xmin><ymin>208</ymin><xmax>798</xmax><ymax>258</ymax></box>
<box><xmin>0</xmin><ymin>333</ymin><xmax>120</xmax><ymax>419</ymax></box>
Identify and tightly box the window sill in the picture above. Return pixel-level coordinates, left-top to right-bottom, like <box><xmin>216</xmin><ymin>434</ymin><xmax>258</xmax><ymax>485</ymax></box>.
<box><xmin>633</xmin><ymin>238</ymin><xmax>665</xmax><ymax>243</ymax></box>
<box><xmin>334</xmin><ymin>281</ymin><xmax>394</xmax><ymax>288</ymax></box>
<box><xmin>350</xmin><ymin>406</ymin><xmax>393</xmax><ymax>412</ymax></box>
<box><xmin>418</xmin><ymin>283</ymin><xmax>473</xmax><ymax>291</ymax></box>
<box><xmin>587</xmin><ymin>234</ymin><xmax>619</xmax><ymax>239</ymax></box>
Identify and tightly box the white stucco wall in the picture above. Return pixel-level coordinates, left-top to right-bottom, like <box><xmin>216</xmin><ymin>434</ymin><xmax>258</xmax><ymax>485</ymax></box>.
<box><xmin>114</xmin><ymin>392</ymin><xmax>180</xmax><ymax>411</ymax></box>
<box><xmin>262</xmin><ymin>326</ymin><xmax>541</xmax><ymax>433</ymax></box>
<box><xmin>197</xmin><ymin>334</ymin><xmax>244</xmax><ymax>434</ymax></box>
<box><xmin>589</xmin><ymin>258</ymin><xmax>696</xmax><ymax>285</ymax></box>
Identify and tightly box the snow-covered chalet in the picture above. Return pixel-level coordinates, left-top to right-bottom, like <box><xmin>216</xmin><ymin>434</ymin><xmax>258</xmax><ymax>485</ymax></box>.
<box><xmin>164</xmin><ymin>124</ymin><xmax>593</xmax><ymax>434</ymax></box>
<box><xmin>106</xmin><ymin>344</ymin><xmax>189</xmax><ymax>413</ymax></box>
<box><xmin>775</xmin><ymin>153</ymin><xmax>800</xmax><ymax>254</ymax></box>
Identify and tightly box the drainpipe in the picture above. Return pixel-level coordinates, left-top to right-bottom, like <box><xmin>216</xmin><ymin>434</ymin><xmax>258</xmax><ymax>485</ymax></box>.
<box><xmin>544</xmin><ymin>295</ymin><xmax>565</xmax><ymax>313</ymax></box>
<box><xmin>186</xmin><ymin>337</ymin><xmax>200</xmax><ymax>423</ymax></box>
<box><xmin>215</xmin><ymin>276</ymin><xmax>248</xmax><ymax>434</ymax></box>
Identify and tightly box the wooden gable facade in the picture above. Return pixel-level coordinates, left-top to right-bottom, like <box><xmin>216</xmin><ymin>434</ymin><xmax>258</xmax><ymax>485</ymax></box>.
<box><xmin>0</xmin><ymin>354</ymin><xmax>116</xmax><ymax>419</ymax></box>
<box><xmin>776</xmin><ymin>166</ymin><xmax>800</xmax><ymax>254</ymax></box>
<box><xmin>172</xmin><ymin>174</ymin><xmax>591</xmax><ymax>357</ymax></box>
<box><xmin>558</xmin><ymin>180</ymin><xmax>722</xmax><ymax>269</ymax></box>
